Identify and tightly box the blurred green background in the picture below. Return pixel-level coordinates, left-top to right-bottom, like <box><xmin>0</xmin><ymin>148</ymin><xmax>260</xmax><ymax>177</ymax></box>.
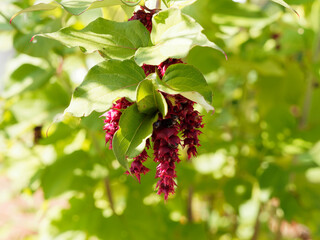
<box><xmin>1</xmin><ymin>0</ymin><xmax>320</xmax><ymax>239</ymax></box>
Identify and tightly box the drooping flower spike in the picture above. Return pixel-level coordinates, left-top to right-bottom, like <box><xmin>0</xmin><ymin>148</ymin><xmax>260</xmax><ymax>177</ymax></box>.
<box><xmin>101</xmin><ymin>7</ymin><xmax>205</xmax><ymax>200</ymax></box>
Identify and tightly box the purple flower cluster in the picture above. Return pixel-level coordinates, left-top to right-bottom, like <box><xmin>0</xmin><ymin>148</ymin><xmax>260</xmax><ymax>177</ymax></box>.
<box><xmin>151</xmin><ymin>93</ymin><xmax>203</xmax><ymax>199</ymax></box>
<box><xmin>167</xmin><ymin>94</ymin><xmax>204</xmax><ymax>159</ymax></box>
<box><xmin>152</xmin><ymin>115</ymin><xmax>180</xmax><ymax>200</ymax></box>
<box><xmin>141</xmin><ymin>64</ymin><xmax>156</xmax><ymax>76</ymax></box>
<box><xmin>126</xmin><ymin>140</ymin><xmax>151</xmax><ymax>183</ymax></box>
<box><xmin>128</xmin><ymin>6</ymin><xmax>156</xmax><ymax>33</ymax></box>
<box><xmin>101</xmin><ymin>8</ymin><xmax>205</xmax><ymax>200</ymax></box>
<box><xmin>101</xmin><ymin>98</ymin><xmax>133</xmax><ymax>149</ymax></box>
<box><xmin>158</xmin><ymin>58</ymin><xmax>183</xmax><ymax>78</ymax></box>
<box><xmin>102</xmin><ymin>95</ymin><xmax>203</xmax><ymax>200</ymax></box>
<box><xmin>141</xmin><ymin>58</ymin><xmax>184</xmax><ymax>77</ymax></box>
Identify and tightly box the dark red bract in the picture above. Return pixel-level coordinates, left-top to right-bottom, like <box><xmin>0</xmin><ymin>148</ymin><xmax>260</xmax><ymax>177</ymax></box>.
<box><xmin>142</xmin><ymin>64</ymin><xmax>157</xmax><ymax>76</ymax></box>
<box><xmin>148</xmin><ymin>92</ymin><xmax>204</xmax><ymax>200</ymax></box>
<box><xmin>128</xmin><ymin>7</ymin><xmax>155</xmax><ymax>33</ymax></box>
<box><xmin>101</xmin><ymin>98</ymin><xmax>133</xmax><ymax>149</ymax></box>
<box><xmin>158</xmin><ymin>58</ymin><xmax>184</xmax><ymax>78</ymax></box>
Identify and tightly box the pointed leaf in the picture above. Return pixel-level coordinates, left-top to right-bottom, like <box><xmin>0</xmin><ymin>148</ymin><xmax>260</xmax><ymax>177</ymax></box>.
<box><xmin>14</xmin><ymin>32</ymin><xmax>64</xmax><ymax>58</ymax></box>
<box><xmin>10</xmin><ymin>0</ymin><xmax>123</xmax><ymax>23</ymax></box>
<box><xmin>10</xmin><ymin>3</ymin><xmax>58</xmax><ymax>24</ymax></box>
<box><xmin>113</xmin><ymin>104</ymin><xmax>158</xmax><ymax>170</ymax></box>
<box><xmin>35</xmin><ymin>17</ymin><xmax>150</xmax><ymax>60</ymax></box>
<box><xmin>271</xmin><ymin>0</ymin><xmax>299</xmax><ymax>17</ymax></box>
<box><xmin>135</xmin><ymin>8</ymin><xmax>225</xmax><ymax>66</ymax></box>
<box><xmin>157</xmin><ymin>64</ymin><xmax>214</xmax><ymax>112</ymax></box>
<box><xmin>65</xmin><ymin>59</ymin><xmax>145</xmax><ymax>117</ymax></box>
<box><xmin>136</xmin><ymin>79</ymin><xmax>168</xmax><ymax>116</ymax></box>
<box><xmin>121</xmin><ymin>0</ymin><xmax>141</xmax><ymax>7</ymax></box>
<box><xmin>162</xmin><ymin>0</ymin><xmax>197</xmax><ymax>9</ymax></box>
<box><xmin>57</xmin><ymin>0</ymin><xmax>122</xmax><ymax>15</ymax></box>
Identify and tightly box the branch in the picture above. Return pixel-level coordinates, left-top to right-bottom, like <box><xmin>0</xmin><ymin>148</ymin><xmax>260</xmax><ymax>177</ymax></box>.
<box><xmin>299</xmin><ymin>33</ymin><xmax>320</xmax><ymax>129</ymax></box>
<box><xmin>187</xmin><ymin>187</ymin><xmax>193</xmax><ymax>222</ymax></box>
<box><xmin>299</xmin><ymin>75</ymin><xmax>313</xmax><ymax>129</ymax></box>
<box><xmin>104</xmin><ymin>177</ymin><xmax>116</xmax><ymax>215</ymax></box>
<box><xmin>251</xmin><ymin>204</ymin><xmax>263</xmax><ymax>240</ymax></box>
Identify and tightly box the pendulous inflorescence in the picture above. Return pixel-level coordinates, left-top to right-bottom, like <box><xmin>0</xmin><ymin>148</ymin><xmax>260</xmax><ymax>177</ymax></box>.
<box><xmin>101</xmin><ymin>6</ymin><xmax>205</xmax><ymax>200</ymax></box>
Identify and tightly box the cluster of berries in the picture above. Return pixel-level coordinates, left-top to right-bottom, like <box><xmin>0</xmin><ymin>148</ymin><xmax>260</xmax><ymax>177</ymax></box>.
<box><xmin>101</xmin><ymin>7</ymin><xmax>204</xmax><ymax>200</ymax></box>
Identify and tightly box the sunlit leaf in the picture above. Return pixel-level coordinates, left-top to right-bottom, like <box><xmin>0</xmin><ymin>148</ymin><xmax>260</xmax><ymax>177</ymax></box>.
<box><xmin>10</xmin><ymin>3</ymin><xmax>58</xmax><ymax>24</ymax></box>
<box><xmin>35</xmin><ymin>17</ymin><xmax>150</xmax><ymax>60</ymax></box>
<box><xmin>156</xmin><ymin>63</ymin><xmax>214</xmax><ymax>112</ymax></box>
<box><xmin>121</xmin><ymin>0</ymin><xmax>141</xmax><ymax>7</ymax></box>
<box><xmin>135</xmin><ymin>8</ymin><xmax>226</xmax><ymax>66</ymax></box>
<box><xmin>65</xmin><ymin>59</ymin><xmax>145</xmax><ymax>117</ymax></box>
<box><xmin>10</xmin><ymin>0</ymin><xmax>123</xmax><ymax>22</ymax></box>
<box><xmin>57</xmin><ymin>0</ymin><xmax>122</xmax><ymax>15</ymax></box>
<box><xmin>162</xmin><ymin>0</ymin><xmax>197</xmax><ymax>8</ymax></box>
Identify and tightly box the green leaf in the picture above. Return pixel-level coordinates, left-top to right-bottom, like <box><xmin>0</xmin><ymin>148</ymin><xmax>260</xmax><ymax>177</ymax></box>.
<box><xmin>113</xmin><ymin>103</ymin><xmax>158</xmax><ymax>170</ymax></box>
<box><xmin>136</xmin><ymin>79</ymin><xmax>168</xmax><ymax>116</ymax></box>
<box><xmin>157</xmin><ymin>64</ymin><xmax>214</xmax><ymax>112</ymax></box>
<box><xmin>162</xmin><ymin>0</ymin><xmax>197</xmax><ymax>8</ymax></box>
<box><xmin>134</xmin><ymin>8</ymin><xmax>225</xmax><ymax>66</ymax></box>
<box><xmin>102</xmin><ymin>5</ymin><xmax>134</xmax><ymax>22</ymax></box>
<box><xmin>14</xmin><ymin>33</ymin><xmax>63</xmax><ymax>58</ymax></box>
<box><xmin>9</xmin><ymin>3</ymin><xmax>58</xmax><ymax>24</ymax></box>
<box><xmin>35</xmin><ymin>17</ymin><xmax>150</xmax><ymax>60</ymax></box>
<box><xmin>10</xmin><ymin>0</ymin><xmax>123</xmax><ymax>22</ymax></box>
<box><xmin>65</xmin><ymin>59</ymin><xmax>146</xmax><ymax>117</ymax></box>
<box><xmin>271</xmin><ymin>0</ymin><xmax>299</xmax><ymax>17</ymax></box>
<box><xmin>57</xmin><ymin>0</ymin><xmax>122</xmax><ymax>15</ymax></box>
<box><xmin>121</xmin><ymin>0</ymin><xmax>141</xmax><ymax>7</ymax></box>
<box><xmin>4</xmin><ymin>64</ymin><xmax>54</xmax><ymax>98</ymax></box>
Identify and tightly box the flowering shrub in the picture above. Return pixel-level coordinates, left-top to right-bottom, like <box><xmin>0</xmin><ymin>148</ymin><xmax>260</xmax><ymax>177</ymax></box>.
<box><xmin>10</xmin><ymin>0</ymin><xmax>238</xmax><ymax>200</ymax></box>
<box><xmin>93</xmin><ymin>6</ymin><xmax>210</xmax><ymax>199</ymax></box>
<box><xmin>5</xmin><ymin>0</ymin><xmax>320</xmax><ymax>239</ymax></box>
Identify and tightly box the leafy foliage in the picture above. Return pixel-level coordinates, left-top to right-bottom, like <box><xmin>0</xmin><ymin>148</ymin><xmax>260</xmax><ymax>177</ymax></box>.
<box><xmin>1</xmin><ymin>0</ymin><xmax>320</xmax><ymax>239</ymax></box>
<box><xmin>135</xmin><ymin>8</ymin><xmax>225</xmax><ymax>65</ymax></box>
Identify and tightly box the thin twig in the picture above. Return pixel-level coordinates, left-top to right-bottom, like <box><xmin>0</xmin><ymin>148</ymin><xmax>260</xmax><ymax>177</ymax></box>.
<box><xmin>251</xmin><ymin>204</ymin><xmax>263</xmax><ymax>240</ymax></box>
<box><xmin>104</xmin><ymin>177</ymin><xmax>116</xmax><ymax>215</ymax></box>
<box><xmin>187</xmin><ymin>187</ymin><xmax>193</xmax><ymax>222</ymax></box>
<box><xmin>299</xmin><ymin>32</ymin><xmax>320</xmax><ymax>128</ymax></box>
<box><xmin>299</xmin><ymin>74</ymin><xmax>313</xmax><ymax>129</ymax></box>
<box><xmin>275</xmin><ymin>219</ymin><xmax>283</xmax><ymax>240</ymax></box>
